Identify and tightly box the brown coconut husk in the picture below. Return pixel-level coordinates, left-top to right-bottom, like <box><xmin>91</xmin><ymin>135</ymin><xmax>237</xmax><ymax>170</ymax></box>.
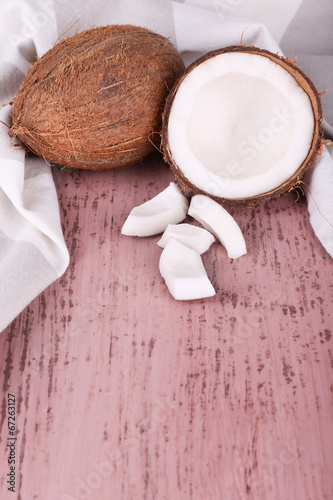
<box><xmin>11</xmin><ymin>25</ymin><xmax>185</xmax><ymax>170</ymax></box>
<box><xmin>162</xmin><ymin>45</ymin><xmax>323</xmax><ymax>207</ymax></box>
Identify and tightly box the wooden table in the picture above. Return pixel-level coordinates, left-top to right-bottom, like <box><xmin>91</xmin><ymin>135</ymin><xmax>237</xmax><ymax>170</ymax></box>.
<box><xmin>1</xmin><ymin>152</ymin><xmax>332</xmax><ymax>500</ymax></box>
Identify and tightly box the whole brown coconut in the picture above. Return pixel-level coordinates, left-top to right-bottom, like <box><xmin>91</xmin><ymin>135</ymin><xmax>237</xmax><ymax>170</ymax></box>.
<box><xmin>162</xmin><ymin>45</ymin><xmax>323</xmax><ymax>206</ymax></box>
<box><xmin>11</xmin><ymin>25</ymin><xmax>185</xmax><ymax>170</ymax></box>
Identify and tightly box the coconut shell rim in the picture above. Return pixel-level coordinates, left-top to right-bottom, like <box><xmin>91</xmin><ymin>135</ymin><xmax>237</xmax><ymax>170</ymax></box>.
<box><xmin>161</xmin><ymin>45</ymin><xmax>323</xmax><ymax>207</ymax></box>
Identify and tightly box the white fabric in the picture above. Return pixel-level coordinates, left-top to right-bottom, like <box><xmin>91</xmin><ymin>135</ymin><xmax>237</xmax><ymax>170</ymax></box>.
<box><xmin>0</xmin><ymin>0</ymin><xmax>68</xmax><ymax>333</ymax></box>
<box><xmin>303</xmin><ymin>146</ymin><xmax>333</xmax><ymax>258</ymax></box>
<box><xmin>0</xmin><ymin>0</ymin><xmax>332</xmax><ymax>332</ymax></box>
<box><xmin>172</xmin><ymin>0</ymin><xmax>333</xmax><ymax>259</ymax></box>
<box><xmin>0</xmin><ymin>0</ymin><xmax>176</xmax><ymax>333</ymax></box>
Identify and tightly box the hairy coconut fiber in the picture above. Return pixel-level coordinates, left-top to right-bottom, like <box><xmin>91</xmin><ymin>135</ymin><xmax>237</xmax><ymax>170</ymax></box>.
<box><xmin>11</xmin><ymin>25</ymin><xmax>185</xmax><ymax>170</ymax></box>
<box><xmin>162</xmin><ymin>46</ymin><xmax>323</xmax><ymax>207</ymax></box>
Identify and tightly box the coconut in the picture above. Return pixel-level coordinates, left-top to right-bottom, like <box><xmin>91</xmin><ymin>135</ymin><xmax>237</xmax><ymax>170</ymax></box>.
<box><xmin>11</xmin><ymin>25</ymin><xmax>185</xmax><ymax>170</ymax></box>
<box><xmin>157</xmin><ymin>223</ymin><xmax>215</xmax><ymax>254</ymax></box>
<box><xmin>159</xmin><ymin>238</ymin><xmax>216</xmax><ymax>300</ymax></box>
<box><xmin>121</xmin><ymin>182</ymin><xmax>188</xmax><ymax>236</ymax></box>
<box><xmin>162</xmin><ymin>45</ymin><xmax>323</xmax><ymax>206</ymax></box>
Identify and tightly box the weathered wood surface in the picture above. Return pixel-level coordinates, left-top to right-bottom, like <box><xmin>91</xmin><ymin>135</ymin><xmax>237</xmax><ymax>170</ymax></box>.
<box><xmin>1</xmin><ymin>153</ymin><xmax>332</xmax><ymax>500</ymax></box>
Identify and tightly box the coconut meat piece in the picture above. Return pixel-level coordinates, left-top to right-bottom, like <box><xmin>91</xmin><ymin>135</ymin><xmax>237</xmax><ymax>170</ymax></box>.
<box><xmin>159</xmin><ymin>238</ymin><xmax>215</xmax><ymax>300</ymax></box>
<box><xmin>157</xmin><ymin>223</ymin><xmax>215</xmax><ymax>254</ymax></box>
<box><xmin>188</xmin><ymin>195</ymin><xmax>247</xmax><ymax>259</ymax></box>
<box><xmin>121</xmin><ymin>182</ymin><xmax>188</xmax><ymax>236</ymax></box>
<box><xmin>167</xmin><ymin>52</ymin><xmax>315</xmax><ymax>200</ymax></box>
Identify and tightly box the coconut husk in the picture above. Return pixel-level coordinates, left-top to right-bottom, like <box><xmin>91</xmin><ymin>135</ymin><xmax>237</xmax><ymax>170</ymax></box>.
<box><xmin>11</xmin><ymin>24</ymin><xmax>185</xmax><ymax>170</ymax></box>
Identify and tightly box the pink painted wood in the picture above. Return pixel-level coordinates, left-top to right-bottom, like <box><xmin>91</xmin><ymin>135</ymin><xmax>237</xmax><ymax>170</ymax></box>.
<box><xmin>1</xmin><ymin>152</ymin><xmax>332</xmax><ymax>500</ymax></box>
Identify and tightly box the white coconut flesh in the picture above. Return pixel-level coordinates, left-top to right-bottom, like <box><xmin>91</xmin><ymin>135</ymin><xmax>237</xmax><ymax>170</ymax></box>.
<box><xmin>121</xmin><ymin>182</ymin><xmax>188</xmax><ymax>236</ymax></box>
<box><xmin>157</xmin><ymin>223</ymin><xmax>215</xmax><ymax>254</ymax></box>
<box><xmin>167</xmin><ymin>52</ymin><xmax>315</xmax><ymax>199</ymax></box>
<box><xmin>188</xmin><ymin>195</ymin><xmax>247</xmax><ymax>259</ymax></box>
<box><xmin>159</xmin><ymin>238</ymin><xmax>216</xmax><ymax>300</ymax></box>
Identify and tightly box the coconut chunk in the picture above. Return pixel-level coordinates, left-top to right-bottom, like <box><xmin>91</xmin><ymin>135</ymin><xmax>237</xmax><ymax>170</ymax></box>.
<box><xmin>188</xmin><ymin>195</ymin><xmax>246</xmax><ymax>259</ymax></box>
<box><xmin>121</xmin><ymin>182</ymin><xmax>188</xmax><ymax>236</ymax></box>
<box><xmin>157</xmin><ymin>223</ymin><xmax>215</xmax><ymax>254</ymax></box>
<box><xmin>159</xmin><ymin>238</ymin><xmax>215</xmax><ymax>300</ymax></box>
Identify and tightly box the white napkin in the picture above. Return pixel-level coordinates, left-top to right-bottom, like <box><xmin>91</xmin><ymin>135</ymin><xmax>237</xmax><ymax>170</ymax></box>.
<box><xmin>172</xmin><ymin>0</ymin><xmax>333</xmax><ymax>258</ymax></box>
<box><xmin>0</xmin><ymin>0</ymin><xmax>69</xmax><ymax>333</ymax></box>
<box><xmin>0</xmin><ymin>0</ymin><xmax>176</xmax><ymax>333</ymax></box>
<box><xmin>0</xmin><ymin>0</ymin><xmax>332</xmax><ymax>332</ymax></box>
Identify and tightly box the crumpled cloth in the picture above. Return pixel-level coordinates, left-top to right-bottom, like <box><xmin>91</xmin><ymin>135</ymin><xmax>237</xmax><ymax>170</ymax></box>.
<box><xmin>0</xmin><ymin>0</ymin><xmax>68</xmax><ymax>333</ymax></box>
<box><xmin>172</xmin><ymin>0</ymin><xmax>333</xmax><ymax>258</ymax></box>
<box><xmin>0</xmin><ymin>0</ymin><xmax>332</xmax><ymax>332</ymax></box>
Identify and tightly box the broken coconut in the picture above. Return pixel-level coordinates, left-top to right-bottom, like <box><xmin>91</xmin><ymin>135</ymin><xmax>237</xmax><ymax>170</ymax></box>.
<box><xmin>159</xmin><ymin>238</ymin><xmax>215</xmax><ymax>300</ymax></box>
<box><xmin>162</xmin><ymin>46</ymin><xmax>323</xmax><ymax>206</ymax></box>
<box><xmin>11</xmin><ymin>25</ymin><xmax>185</xmax><ymax>170</ymax></box>
<box><xmin>121</xmin><ymin>182</ymin><xmax>188</xmax><ymax>236</ymax></box>
<box><xmin>157</xmin><ymin>223</ymin><xmax>215</xmax><ymax>254</ymax></box>
<box><xmin>188</xmin><ymin>195</ymin><xmax>247</xmax><ymax>259</ymax></box>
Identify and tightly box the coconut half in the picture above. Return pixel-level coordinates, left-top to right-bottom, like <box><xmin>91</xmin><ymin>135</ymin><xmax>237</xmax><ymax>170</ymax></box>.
<box><xmin>162</xmin><ymin>46</ymin><xmax>323</xmax><ymax>206</ymax></box>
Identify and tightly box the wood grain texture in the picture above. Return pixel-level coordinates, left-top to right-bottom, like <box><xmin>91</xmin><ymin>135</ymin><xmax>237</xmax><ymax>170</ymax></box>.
<box><xmin>1</xmin><ymin>152</ymin><xmax>332</xmax><ymax>500</ymax></box>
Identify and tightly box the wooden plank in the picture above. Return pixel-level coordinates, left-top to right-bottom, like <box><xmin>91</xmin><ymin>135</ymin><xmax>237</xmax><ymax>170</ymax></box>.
<box><xmin>1</xmin><ymin>153</ymin><xmax>332</xmax><ymax>500</ymax></box>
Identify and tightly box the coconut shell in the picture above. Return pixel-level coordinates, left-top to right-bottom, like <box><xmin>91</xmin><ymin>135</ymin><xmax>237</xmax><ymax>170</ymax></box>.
<box><xmin>162</xmin><ymin>45</ymin><xmax>323</xmax><ymax>206</ymax></box>
<box><xmin>11</xmin><ymin>25</ymin><xmax>185</xmax><ymax>170</ymax></box>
